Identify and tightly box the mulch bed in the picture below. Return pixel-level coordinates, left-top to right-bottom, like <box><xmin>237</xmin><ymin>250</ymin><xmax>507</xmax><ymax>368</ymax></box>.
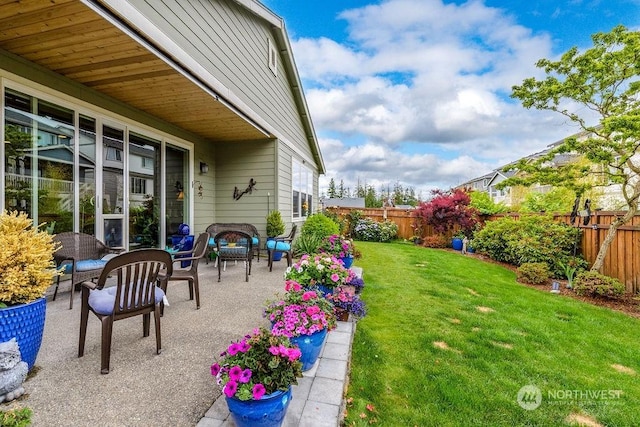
<box><xmin>459</xmin><ymin>251</ymin><xmax>640</xmax><ymax>319</ymax></box>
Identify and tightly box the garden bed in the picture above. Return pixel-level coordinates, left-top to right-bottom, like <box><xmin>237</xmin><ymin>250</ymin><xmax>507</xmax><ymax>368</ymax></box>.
<box><xmin>464</xmin><ymin>251</ymin><xmax>640</xmax><ymax>319</ymax></box>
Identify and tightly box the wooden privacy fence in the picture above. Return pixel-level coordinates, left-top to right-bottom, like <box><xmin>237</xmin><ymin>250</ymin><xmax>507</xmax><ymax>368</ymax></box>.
<box><xmin>326</xmin><ymin>207</ymin><xmax>640</xmax><ymax>293</ymax></box>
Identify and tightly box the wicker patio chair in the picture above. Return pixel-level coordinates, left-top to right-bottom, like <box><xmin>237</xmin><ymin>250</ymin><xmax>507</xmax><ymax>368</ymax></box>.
<box><xmin>78</xmin><ymin>249</ymin><xmax>172</xmax><ymax>374</ymax></box>
<box><xmin>160</xmin><ymin>232</ymin><xmax>209</xmax><ymax>309</ymax></box>
<box><xmin>214</xmin><ymin>230</ymin><xmax>253</xmax><ymax>282</ymax></box>
<box><xmin>205</xmin><ymin>223</ymin><xmax>261</xmax><ymax>263</ymax></box>
<box><xmin>52</xmin><ymin>232</ymin><xmax>122</xmax><ymax>309</ymax></box>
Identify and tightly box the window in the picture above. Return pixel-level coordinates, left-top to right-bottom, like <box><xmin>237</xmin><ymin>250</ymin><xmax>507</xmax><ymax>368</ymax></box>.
<box><xmin>130</xmin><ymin>177</ymin><xmax>146</xmax><ymax>194</ymax></box>
<box><xmin>292</xmin><ymin>160</ymin><xmax>313</xmax><ymax>219</ymax></box>
<box><xmin>106</xmin><ymin>146</ymin><xmax>122</xmax><ymax>161</ymax></box>
<box><xmin>268</xmin><ymin>38</ymin><xmax>277</xmax><ymax>76</ymax></box>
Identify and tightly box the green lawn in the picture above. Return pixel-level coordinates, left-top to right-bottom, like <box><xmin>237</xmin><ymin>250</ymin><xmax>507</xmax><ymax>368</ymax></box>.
<box><xmin>344</xmin><ymin>241</ymin><xmax>640</xmax><ymax>426</ymax></box>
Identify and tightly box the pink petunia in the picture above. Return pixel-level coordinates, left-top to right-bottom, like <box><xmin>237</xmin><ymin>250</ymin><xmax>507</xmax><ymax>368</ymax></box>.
<box><xmin>229</xmin><ymin>365</ymin><xmax>243</xmax><ymax>381</ymax></box>
<box><xmin>224</xmin><ymin>380</ymin><xmax>238</xmax><ymax>397</ymax></box>
<box><xmin>252</xmin><ymin>383</ymin><xmax>266</xmax><ymax>400</ymax></box>
<box><xmin>210</xmin><ymin>363</ymin><xmax>221</xmax><ymax>376</ymax></box>
<box><xmin>227</xmin><ymin>342</ymin><xmax>241</xmax><ymax>356</ymax></box>
<box><xmin>330</xmin><ymin>273</ymin><xmax>340</xmax><ymax>283</ymax></box>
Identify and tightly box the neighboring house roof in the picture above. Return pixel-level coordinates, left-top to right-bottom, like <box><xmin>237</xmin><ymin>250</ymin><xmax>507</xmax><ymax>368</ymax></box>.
<box><xmin>0</xmin><ymin>0</ymin><xmax>324</xmax><ymax>172</ymax></box>
<box><xmin>323</xmin><ymin>198</ymin><xmax>366</xmax><ymax>208</ymax></box>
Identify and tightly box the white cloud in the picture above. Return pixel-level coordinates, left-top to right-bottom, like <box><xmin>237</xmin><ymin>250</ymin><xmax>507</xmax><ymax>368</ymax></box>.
<box><xmin>290</xmin><ymin>0</ymin><xmax>576</xmax><ymax>197</ymax></box>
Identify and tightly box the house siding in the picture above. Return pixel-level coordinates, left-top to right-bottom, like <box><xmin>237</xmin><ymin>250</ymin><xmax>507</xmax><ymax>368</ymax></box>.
<box><xmin>131</xmin><ymin>0</ymin><xmax>310</xmax><ymax>147</ymax></box>
<box><xmin>214</xmin><ymin>140</ymin><xmax>277</xmax><ymax>236</ymax></box>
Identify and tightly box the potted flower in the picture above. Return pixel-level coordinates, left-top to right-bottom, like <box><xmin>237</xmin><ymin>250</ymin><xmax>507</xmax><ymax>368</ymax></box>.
<box><xmin>284</xmin><ymin>253</ymin><xmax>355</xmax><ymax>295</ymax></box>
<box><xmin>266</xmin><ymin>210</ymin><xmax>286</xmax><ymax>261</ymax></box>
<box><xmin>0</xmin><ymin>211</ymin><xmax>61</xmax><ymax>370</ymax></box>
<box><xmin>265</xmin><ymin>280</ymin><xmax>337</xmax><ymax>370</ymax></box>
<box><xmin>266</xmin><ymin>210</ymin><xmax>285</xmax><ymax>238</ymax></box>
<box><xmin>329</xmin><ymin>288</ymin><xmax>367</xmax><ymax>321</ymax></box>
<box><xmin>210</xmin><ymin>327</ymin><xmax>303</xmax><ymax>427</ymax></box>
<box><xmin>318</xmin><ymin>234</ymin><xmax>358</xmax><ymax>268</ymax></box>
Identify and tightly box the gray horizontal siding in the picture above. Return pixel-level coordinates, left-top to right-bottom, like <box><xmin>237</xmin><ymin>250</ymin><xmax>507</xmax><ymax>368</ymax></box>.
<box><xmin>135</xmin><ymin>0</ymin><xmax>309</xmax><ymax>150</ymax></box>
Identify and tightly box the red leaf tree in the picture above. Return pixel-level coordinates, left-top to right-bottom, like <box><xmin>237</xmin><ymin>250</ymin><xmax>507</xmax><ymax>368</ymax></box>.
<box><xmin>413</xmin><ymin>188</ymin><xmax>479</xmax><ymax>236</ymax></box>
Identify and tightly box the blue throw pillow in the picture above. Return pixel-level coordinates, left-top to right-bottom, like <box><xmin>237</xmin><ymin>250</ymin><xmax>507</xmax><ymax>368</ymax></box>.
<box><xmin>75</xmin><ymin>259</ymin><xmax>108</xmax><ymax>272</ymax></box>
<box><xmin>266</xmin><ymin>240</ymin><xmax>291</xmax><ymax>251</ymax></box>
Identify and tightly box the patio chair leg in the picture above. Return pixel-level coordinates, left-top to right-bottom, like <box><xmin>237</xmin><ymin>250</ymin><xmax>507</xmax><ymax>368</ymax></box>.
<box><xmin>100</xmin><ymin>317</ymin><xmax>114</xmax><ymax>374</ymax></box>
<box><xmin>154</xmin><ymin>307</ymin><xmax>162</xmax><ymax>354</ymax></box>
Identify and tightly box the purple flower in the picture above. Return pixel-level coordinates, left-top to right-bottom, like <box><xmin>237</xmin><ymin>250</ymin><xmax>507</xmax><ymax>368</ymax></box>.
<box><xmin>239</xmin><ymin>368</ymin><xmax>252</xmax><ymax>383</ymax></box>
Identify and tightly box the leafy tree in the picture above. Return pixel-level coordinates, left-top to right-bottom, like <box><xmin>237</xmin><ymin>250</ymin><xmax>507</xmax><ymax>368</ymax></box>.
<box><xmin>413</xmin><ymin>188</ymin><xmax>479</xmax><ymax>235</ymax></box>
<box><xmin>520</xmin><ymin>187</ymin><xmax>575</xmax><ymax>213</ymax></box>
<box><xmin>504</xmin><ymin>25</ymin><xmax>640</xmax><ymax>272</ymax></box>
<box><xmin>469</xmin><ymin>190</ymin><xmax>508</xmax><ymax>215</ymax></box>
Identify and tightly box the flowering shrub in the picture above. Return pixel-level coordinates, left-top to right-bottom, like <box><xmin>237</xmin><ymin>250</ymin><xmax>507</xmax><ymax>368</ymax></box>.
<box><xmin>353</xmin><ymin>218</ymin><xmax>398</xmax><ymax>242</ymax></box>
<box><xmin>265</xmin><ymin>280</ymin><xmax>337</xmax><ymax>338</ymax></box>
<box><xmin>329</xmin><ymin>288</ymin><xmax>367</xmax><ymax>320</ymax></box>
<box><xmin>319</xmin><ymin>234</ymin><xmax>354</xmax><ymax>258</ymax></box>
<box><xmin>210</xmin><ymin>327</ymin><xmax>303</xmax><ymax>401</ymax></box>
<box><xmin>285</xmin><ymin>254</ymin><xmax>355</xmax><ymax>289</ymax></box>
<box><xmin>0</xmin><ymin>211</ymin><xmax>61</xmax><ymax>306</ymax></box>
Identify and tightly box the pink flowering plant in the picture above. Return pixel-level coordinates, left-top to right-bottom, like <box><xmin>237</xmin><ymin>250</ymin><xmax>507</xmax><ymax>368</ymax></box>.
<box><xmin>285</xmin><ymin>253</ymin><xmax>355</xmax><ymax>290</ymax></box>
<box><xmin>319</xmin><ymin>234</ymin><xmax>355</xmax><ymax>259</ymax></box>
<box><xmin>265</xmin><ymin>280</ymin><xmax>337</xmax><ymax>338</ymax></box>
<box><xmin>210</xmin><ymin>327</ymin><xmax>303</xmax><ymax>401</ymax></box>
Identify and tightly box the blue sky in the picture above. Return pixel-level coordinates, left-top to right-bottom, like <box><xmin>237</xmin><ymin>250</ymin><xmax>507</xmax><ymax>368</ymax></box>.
<box><xmin>261</xmin><ymin>0</ymin><xmax>640</xmax><ymax>199</ymax></box>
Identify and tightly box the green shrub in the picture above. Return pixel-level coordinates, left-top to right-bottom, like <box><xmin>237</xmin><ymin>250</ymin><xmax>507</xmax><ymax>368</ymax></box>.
<box><xmin>471</xmin><ymin>215</ymin><xmax>587</xmax><ymax>277</ymax></box>
<box><xmin>300</xmin><ymin>213</ymin><xmax>339</xmax><ymax>240</ymax></box>
<box><xmin>0</xmin><ymin>407</ymin><xmax>32</xmax><ymax>427</ymax></box>
<box><xmin>516</xmin><ymin>262</ymin><xmax>550</xmax><ymax>285</ymax></box>
<box><xmin>293</xmin><ymin>233</ymin><xmax>323</xmax><ymax>256</ymax></box>
<box><xmin>353</xmin><ymin>218</ymin><xmax>398</xmax><ymax>242</ymax></box>
<box><xmin>346</xmin><ymin>210</ymin><xmax>363</xmax><ymax>237</ymax></box>
<box><xmin>574</xmin><ymin>271</ymin><xmax>625</xmax><ymax>299</ymax></box>
<box><xmin>421</xmin><ymin>234</ymin><xmax>449</xmax><ymax>248</ymax></box>
<box><xmin>266</xmin><ymin>210</ymin><xmax>285</xmax><ymax>237</ymax></box>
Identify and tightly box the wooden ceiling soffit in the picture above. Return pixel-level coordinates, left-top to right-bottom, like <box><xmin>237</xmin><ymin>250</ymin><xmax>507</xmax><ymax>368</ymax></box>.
<box><xmin>0</xmin><ymin>0</ymin><xmax>269</xmax><ymax>142</ymax></box>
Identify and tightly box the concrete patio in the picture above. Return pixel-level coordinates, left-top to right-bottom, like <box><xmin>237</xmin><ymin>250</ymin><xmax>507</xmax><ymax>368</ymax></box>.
<box><xmin>15</xmin><ymin>256</ymin><xmax>354</xmax><ymax>426</ymax></box>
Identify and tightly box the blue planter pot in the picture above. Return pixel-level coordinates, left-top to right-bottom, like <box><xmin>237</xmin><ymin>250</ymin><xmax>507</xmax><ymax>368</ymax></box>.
<box><xmin>290</xmin><ymin>328</ymin><xmax>328</xmax><ymax>371</ymax></box>
<box><xmin>340</xmin><ymin>256</ymin><xmax>354</xmax><ymax>269</ymax></box>
<box><xmin>226</xmin><ymin>387</ymin><xmax>292</xmax><ymax>427</ymax></box>
<box><xmin>315</xmin><ymin>284</ymin><xmax>335</xmax><ymax>297</ymax></box>
<box><xmin>0</xmin><ymin>297</ymin><xmax>46</xmax><ymax>371</ymax></box>
<box><xmin>452</xmin><ymin>238</ymin><xmax>463</xmax><ymax>251</ymax></box>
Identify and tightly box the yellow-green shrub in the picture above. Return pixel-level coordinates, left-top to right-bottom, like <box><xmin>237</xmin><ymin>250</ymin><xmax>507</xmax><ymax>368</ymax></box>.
<box><xmin>0</xmin><ymin>211</ymin><xmax>61</xmax><ymax>305</ymax></box>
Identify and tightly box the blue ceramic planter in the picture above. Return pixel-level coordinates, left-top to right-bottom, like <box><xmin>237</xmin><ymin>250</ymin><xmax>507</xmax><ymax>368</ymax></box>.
<box><xmin>0</xmin><ymin>297</ymin><xmax>46</xmax><ymax>371</ymax></box>
<box><xmin>290</xmin><ymin>328</ymin><xmax>328</xmax><ymax>371</ymax></box>
<box><xmin>315</xmin><ymin>284</ymin><xmax>335</xmax><ymax>296</ymax></box>
<box><xmin>226</xmin><ymin>387</ymin><xmax>292</xmax><ymax>427</ymax></box>
<box><xmin>340</xmin><ymin>256</ymin><xmax>354</xmax><ymax>268</ymax></box>
<box><xmin>452</xmin><ymin>238</ymin><xmax>463</xmax><ymax>251</ymax></box>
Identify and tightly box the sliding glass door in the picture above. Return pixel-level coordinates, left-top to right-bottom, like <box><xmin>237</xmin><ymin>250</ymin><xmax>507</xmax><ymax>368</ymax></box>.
<box><xmin>3</xmin><ymin>87</ymin><xmax>192</xmax><ymax>249</ymax></box>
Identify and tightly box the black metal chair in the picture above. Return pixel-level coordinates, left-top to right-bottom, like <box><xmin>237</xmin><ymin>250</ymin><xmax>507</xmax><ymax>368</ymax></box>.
<box><xmin>214</xmin><ymin>230</ymin><xmax>253</xmax><ymax>282</ymax></box>
<box><xmin>78</xmin><ymin>249</ymin><xmax>172</xmax><ymax>374</ymax></box>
